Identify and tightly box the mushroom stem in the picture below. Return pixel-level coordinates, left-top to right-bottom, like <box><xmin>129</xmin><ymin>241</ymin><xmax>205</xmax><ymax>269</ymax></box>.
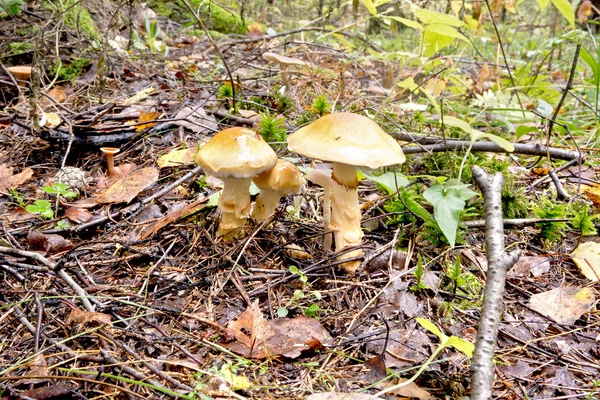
<box><xmin>306</xmin><ymin>169</ymin><xmax>333</xmax><ymax>252</ymax></box>
<box><xmin>218</xmin><ymin>177</ymin><xmax>252</xmax><ymax>238</ymax></box>
<box><xmin>330</xmin><ymin>162</ymin><xmax>363</xmax><ymax>274</ymax></box>
<box><xmin>252</xmin><ymin>190</ymin><xmax>282</xmax><ymax>222</ymax></box>
<box><xmin>280</xmin><ymin>64</ymin><xmax>292</xmax><ymax>92</ymax></box>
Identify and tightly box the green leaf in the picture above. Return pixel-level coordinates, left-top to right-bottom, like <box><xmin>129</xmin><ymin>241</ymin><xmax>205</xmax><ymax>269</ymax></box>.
<box><xmin>397</xmin><ymin>76</ymin><xmax>419</xmax><ymax>91</ymax></box>
<box><xmin>385</xmin><ymin>15</ymin><xmax>423</xmax><ymax>30</ymax></box>
<box><xmin>277</xmin><ymin>307</ymin><xmax>289</xmax><ymax>318</ymax></box>
<box><xmin>515</xmin><ymin>125</ymin><xmax>539</xmax><ymax>140</ymax></box>
<box><xmin>423</xmin><ymin>181</ymin><xmax>476</xmax><ymax>247</ymax></box>
<box><xmin>359</xmin><ymin>170</ymin><xmax>409</xmax><ymax>194</ymax></box>
<box><xmin>421</xmin><ymin>29</ymin><xmax>458</xmax><ymax>57</ymax></box>
<box><xmin>580</xmin><ymin>46</ymin><xmax>599</xmax><ymax>86</ymax></box>
<box><xmin>417</xmin><ymin>318</ymin><xmax>445</xmax><ymax>340</ymax></box>
<box><xmin>289</xmin><ymin>265</ymin><xmax>299</xmax><ymax>275</ymax></box>
<box><xmin>446</xmin><ymin>336</ymin><xmax>475</xmax><ymax>358</ymax></box>
<box><xmin>550</xmin><ymin>0</ymin><xmax>574</xmax><ymax>28</ymax></box>
<box><xmin>206</xmin><ymin>192</ymin><xmax>220</xmax><ymax>208</ymax></box>
<box><xmin>474</xmin><ymin>131</ymin><xmax>515</xmax><ymax>152</ymax></box>
<box><xmin>414</xmin><ymin>9</ymin><xmax>464</xmax><ymax>26</ymax></box>
<box><xmin>538</xmin><ymin>0</ymin><xmax>549</xmax><ymax>9</ymax></box>
<box><xmin>425</xmin><ymin>23</ymin><xmax>469</xmax><ymax>42</ymax></box>
<box><xmin>362</xmin><ymin>0</ymin><xmax>378</xmax><ymax>15</ymax></box>
<box><xmin>442</xmin><ymin>116</ymin><xmax>472</xmax><ymax>134</ymax></box>
<box><xmin>26</xmin><ymin>200</ymin><xmax>54</xmax><ymax>219</ymax></box>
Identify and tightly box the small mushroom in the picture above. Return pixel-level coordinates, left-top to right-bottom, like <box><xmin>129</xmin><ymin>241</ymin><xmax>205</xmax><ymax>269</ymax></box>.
<box><xmin>100</xmin><ymin>147</ymin><xmax>120</xmax><ymax>177</ymax></box>
<box><xmin>252</xmin><ymin>159</ymin><xmax>304</xmax><ymax>222</ymax></box>
<box><xmin>262</xmin><ymin>52</ymin><xmax>307</xmax><ymax>93</ymax></box>
<box><xmin>196</xmin><ymin>127</ymin><xmax>277</xmax><ymax>238</ymax></box>
<box><xmin>288</xmin><ymin>112</ymin><xmax>405</xmax><ymax>274</ymax></box>
<box><xmin>306</xmin><ymin>168</ymin><xmax>333</xmax><ymax>252</ymax></box>
<box><xmin>7</xmin><ymin>66</ymin><xmax>32</xmax><ymax>88</ymax></box>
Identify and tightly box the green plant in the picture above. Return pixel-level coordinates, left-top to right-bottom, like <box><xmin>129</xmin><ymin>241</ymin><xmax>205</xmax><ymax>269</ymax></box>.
<box><xmin>217</xmin><ymin>83</ymin><xmax>234</xmax><ymax>99</ymax></box>
<box><xmin>26</xmin><ymin>200</ymin><xmax>53</xmax><ymax>219</ymax></box>
<box><xmin>533</xmin><ymin>199</ymin><xmax>569</xmax><ymax>246</ymax></box>
<box><xmin>571</xmin><ymin>203</ymin><xmax>598</xmax><ymax>236</ymax></box>
<box><xmin>0</xmin><ymin>0</ymin><xmax>24</xmax><ymax>18</ymax></box>
<box><xmin>410</xmin><ymin>257</ymin><xmax>430</xmax><ymax>291</ymax></box>
<box><xmin>277</xmin><ymin>266</ymin><xmax>322</xmax><ymax>318</ymax></box>
<box><xmin>9</xmin><ymin>189</ymin><xmax>25</xmax><ymax>207</ymax></box>
<box><xmin>43</xmin><ymin>183</ymin><xmax>77</xmax><ymax>199</ymax></box>
<box><xmin>257</xmin><ymin>111</ymin><xmax>286</xmax><ymax>143</ymax></box>
<box><xmin>310</xmin><ymin>95</ymin><xmax>331</xmax><ymax>117</ymax></box>
<box><xmin>446</xmin><ymin>256</ymin><xmax>462</xmax><ymax>294</ymax></box>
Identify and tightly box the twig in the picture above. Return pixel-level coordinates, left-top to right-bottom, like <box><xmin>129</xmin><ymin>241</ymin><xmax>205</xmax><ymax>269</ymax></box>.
<box><xmin>470</xmin><ymin>166</ymin><xmax>520</xmax><ymax>400</ymax></box>
<box><xmin>464</xmin><ymin>217</ymin><xmax>570</xmax><ymax>228</ymax></box>
<box><xmin>401</xmin><ymin>139</ymin><xmax>582</xmax><ymax>161</ymax></box>
<box><xmin>548</xmin><ymin>170</ymin><xmax>570</xmax><ymax>201</ymax></box>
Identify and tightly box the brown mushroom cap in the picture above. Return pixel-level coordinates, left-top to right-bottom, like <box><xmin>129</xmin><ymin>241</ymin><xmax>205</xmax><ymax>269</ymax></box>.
<box><xmin>253</xmin><ymin>159</ymin><xmax>304</xmax><ymax>195</ymax></box>
<box><xmin>262</xmin><ymin>52</ymin><xmax>306</xmax><ymax>67</ymax></box>
<box><xmin>7</xmin><ymin>66</ymin><xmax>32</xmax><ymax>81</ymax></box>
<box><xmin>100</xmin><ymin>147</ymin><xmax>120</xmax><ymax>156</ymax></box>
<box><xmin>196</xmin><ymin>127</ymin><xmax>277</xmax><ymax>178</ymax></box>
<box><xmin>287</xmin><ymin>112</ymin><xmax>405</xmax><ymax>169</ymax></box>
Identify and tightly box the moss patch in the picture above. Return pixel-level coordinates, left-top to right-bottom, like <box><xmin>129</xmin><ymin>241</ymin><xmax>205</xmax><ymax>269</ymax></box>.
<box><xmin>147</xmin><ymin>0</ymin><xmax>247</xmax><ymax>34</ymax></box>
<box><xmin>50</xmin><ymin>58</ymin><xmax>91</xmax><ymax>81</ymax></box>
<box><xmin>43</xmin><ymin>0</ymin><xmax>100</xmax><ymax>40</ymax></box>
<box><xmin>8</xmin><ymin>42</ymin><xmax>34</xmax><ymax>56</ymax></box>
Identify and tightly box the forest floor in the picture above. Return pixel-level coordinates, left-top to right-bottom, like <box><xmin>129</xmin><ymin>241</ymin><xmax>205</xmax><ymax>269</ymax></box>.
<box><xmin>0</xmin><ymin>2</ymin><xmax>599</xmax><ymax>400</ymax></box>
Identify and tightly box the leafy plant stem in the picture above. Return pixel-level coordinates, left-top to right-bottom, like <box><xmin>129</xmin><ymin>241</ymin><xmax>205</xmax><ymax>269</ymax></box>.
<box><xmin>457</xmin><ymin>141</ymin><xmax>474</xmax><ymax>183</ymax></box>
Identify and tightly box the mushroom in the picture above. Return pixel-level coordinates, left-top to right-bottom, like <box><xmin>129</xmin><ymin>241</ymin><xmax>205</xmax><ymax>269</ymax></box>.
<box><xmin>306</xmin><ymin>168</ymin><xmax>333</xmax><ymax>252</ymax></box>
<box><xmin>7</xmin><ymin>66</ymin><xmax>32</xmax><ymax>88</ymax></box>
<box><xmin>288</xmin><ymin>112</ymin><xmax>405</xmax><ymax>274</ymax></box>
<box><xmin>100</xmin><ymin>147</ymin><xmax>120</xmax><ymax>177</ymax></box>
<box><xmin>262</xmin><ymin>52</ymin><xmax>307</xmax><ymax>93</ymax></box>
<box><xmin>252</xmin><ymin>159</ymin><xmax>304</xmax><ymax>222</ymax></box>
<box><xmin>196</xmin><ymin>127</ymin><xmax>277</xmax><ymax>238</ymax></box>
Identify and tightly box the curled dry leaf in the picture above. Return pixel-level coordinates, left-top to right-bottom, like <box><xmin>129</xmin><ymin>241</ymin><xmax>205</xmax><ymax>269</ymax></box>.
<box><xmin>65</xmin><ymin>308</ymin><xmax>112</xmax><ymax>327</ymax></box>
<box><xmin>380</xmin><ymin>378</ymin><xmax>431</xmax><ymax>400</ymax></box>
<box><xmin>529</xmin><ymin>287</ymin><xmax>595</xmax><ymax>325</ymax></box>
<box><xmin>27</xmin><ymin>230</ymin><xmax>73</xmax><ymax>254</ymax></box>
<box><xmin>64</xmin><ymin>206</ymin><xmax>93</xmax><ymax>224</ymax></box>
<box><xmin>0</xmin><ymin>165</ymin><xmax>33</xmax><ymax>193</ymax></box>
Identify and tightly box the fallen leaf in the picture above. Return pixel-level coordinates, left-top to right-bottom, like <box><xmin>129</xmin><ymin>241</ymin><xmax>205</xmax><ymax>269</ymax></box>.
<box><xmin>122</xmin><ymin>86</ymin><xmax>156</xmax><ymax>105</ymax></box>
<box><xmin>382</xmin><ymin>378</ymin><xmax>431</xmax><ymax>400</ymax></box>
<box><xmin>64</xmin><ymin>207</ymin><xmax>93</xmax><ymax>224</ymax></box>
<box><xmin>226</xmin><ymin>299</ymin><xmax>274</xmax><ymax>357</ymax></box>
<box><xmin>584</xmin><ymin>185</ymin><xmax>600</xmax><ymax>207</ymax></box>
<box><xmin>577</xmin><ymin>0</ymin><xmax>593</xmax><ymax>23</ymax></box>
<box><xmin>284</xmin><ymin>243</ymin><xmax>313</xmax><ymax>260</ymax></box>
<box><xmin>570</xmin><ymin>242</ymin><xmax>600</xmax><ymax>282</ymax></box>
<box><xmin>509</xmin><ymin>256</ymin><xmax>551</xmax><ymax>278</ymax></box>
<box><xmin>529</xmin><ymin>287</ymin><xmax>595</xmax><ymax>325</ymax></box>
<box><xmin>20</xmin><ymin>353</ymin><xmax>49</xmax><ymax>384</ymax></box>
<box><xmin>133</xmin><ymin>110</ymin><xmax>160</xmax><ymax>131</ymax></box>
<box><xmin>66</xmin><ymin>308</ymin><xmax>112</xmax><ymax>327</ymax></box>
<box><xmin>27</xmin><ymin>230</ymin><xmax>73</xmax><ymax>254</ymax></box>
<box><xmin>157</xmin><ymin>147</ymin><xmax>198</xmax><ymax>168</ymax></box>
<box><xmin>220</xmin><ymin>364</ymin><xmax>252</xmax><ymax>390</ymax></box>
<box><xmin>0</xmin><ymin>165</ymin><xmax>33</xmax><ymax>192</ymax></box>
<box><xmin>173</xmin><ymin>106</ymin><xmax>218</xmax><ymax>134</ymax></box>
<box><xmin>96</xmin><ymin>167</ymin><xmax>159</xmax><ymax>204</ymax></box>
<box><xmin>43</xmin><ymin>112</ymin><xmax>61</xmax><ymax>128</ymax></box>
<box><xmin>363</xmin><ymin>354</ymin><xmax>386</xmax><ymax>383</ymax></box>
<box><xmin>306</xmin><ymin>394</ymin><xmax>380</xmax><ymax>400</ymax></box>
<box><xmin>136</xmin><ymin>199</ymin><xmax>208</xmax><ymax>239</ymax></box>
<box><xmin>8</xmin><ymin>385</ymin><xmax>72</xmax><ymax>399</ymax></box>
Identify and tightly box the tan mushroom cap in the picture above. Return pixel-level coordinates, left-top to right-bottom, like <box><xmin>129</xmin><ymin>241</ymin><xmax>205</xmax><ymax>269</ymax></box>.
<box><xmin>196</xmin><ymin>127</ymin><xmax>277</xmax><ymax>178</ymax></box>
<box><xmin>287</xmin><ymin>112</ymin><xmax>406</xmax><ymax>169</ymax></box>
<box><xmin>263</xmin><ymin>52</ymin><xmax>306</xmax><ymax>67</ymax></box>
<box><xmin>7</xmin><ymin>66</ymin><xmax>32</xmax><ymax>81</ymax></box>
<box><xmin>253</xmin><ymin>159</ymin><xmax>304</xmax><ymax>194</ymax></box>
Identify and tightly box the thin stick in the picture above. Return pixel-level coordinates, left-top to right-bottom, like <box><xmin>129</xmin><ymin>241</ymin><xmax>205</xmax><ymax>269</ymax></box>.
<box><xmin>470</xmin><ymin>166</ymin><xmax>520</xmax><ymax>400</ymax></box>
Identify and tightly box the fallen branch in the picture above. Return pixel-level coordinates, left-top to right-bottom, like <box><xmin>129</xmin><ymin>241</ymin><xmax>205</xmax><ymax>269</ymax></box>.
<box><xmin>463</xmin><ymin>217</ymin><xmax>570</xmax><ymax>228</ymax></box>
<box><xmin>396</xmin><ymin>134</ymin><xmax>582</xmax><ymax>161</ymax></box>
<box><xmin>470</xmin><ymin>166</ymin><xmax>520</xmax><ymax>400</ymax></box>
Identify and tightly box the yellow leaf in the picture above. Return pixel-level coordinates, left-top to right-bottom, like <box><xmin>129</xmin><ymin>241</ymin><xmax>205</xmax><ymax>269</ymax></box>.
<box><xmin>584</xmin><ymin>185</ymin><xmax>600</xmax><ymax>207</ymax></box>
<box><xmin>220</xmin><ymin>365</ymin><xmax>252</xmax><ymax>390</ymax></box>
<box><xmin>571</xmin><ymin>241</ymin><xmax>600</xmax><ymax>282</ymax></box>
<box><xmin>157</xmin><ymin>148</ymin><xmax>197</xmax><ymax>168</ymax></box>
<box><xmin>135</xmin><ymin>111</ymin><xmax>160</xmax><ymax>131</ymax></box>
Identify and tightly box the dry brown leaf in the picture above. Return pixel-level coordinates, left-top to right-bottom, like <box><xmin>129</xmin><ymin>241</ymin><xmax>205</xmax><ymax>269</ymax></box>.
<box><xmin>136</xmin><ymin>199</ymin><xmax>208</xmax><ymax>239</ymax></box>
<box><xmin>306</xmin><ymin>394</ymin><xmax>380</xmax><ymax>400</ymax></box>
<box><xmin>96</xmin><ymin>167</ymin><xmax>159</xmax><ymax>204</ymax></box>
<box><xmin>66</xmin><ymin>308</ymin><xmax>112</xmax><ymax>327</ymax></box>
<box><xmin>19</xmin><ymin>353</ymin><xmax>49</xmax><ymax>384</ymax></box>
<box><xmin>157</xmin><ymin>148</ymin><xmax>197</xmax><ymax>168</ymax></box>
<box><xmin>226</xmin><ymin>299</ymin><xmax>274</xmax><ymax>357</ymax></box>
<box><xmin>529</xmin><ymin>287</ymin><xmax>595</xmax><ymax>325</ymax></box>
<box><xmin>584</xmin><ymin>185</ymin><xmax>600</xmax><ymax>207</ymax></box>
<box><xmin>570</xmin><ymin>242</ymin><xmax>600</xmax><ymax>282</ymax></box>
<box><xmin>64</xmin><ymin>206</ymin><xmax>93</xmax><ymax>224</ymax></box>
<box><xmin>578</xmin><ymin>0</ymin><xmax>593</xmax><ymax>23</ymax></box>
<box><xmin>363</xmin><ymin>354</ymin><xmax>387</xmax><ymax>383</ymax></box>
<box><xmin>508</xmin><ymin>256</ymin><xmax>550</xmax><ymax>278</ymax></box>
<box><xmin>0</xmin><ymin>165</ymin><xmax>33</xmax><ymax>192</ymax></box>
<box><xmin>27</xmin><ymin>230</ymin><xmax>73</xmax><ymax>254</ymax></box>
<box><xmin>383</xmin><ymin>378</ymin><xmax>431</xmax><ymax>400</ymax></box>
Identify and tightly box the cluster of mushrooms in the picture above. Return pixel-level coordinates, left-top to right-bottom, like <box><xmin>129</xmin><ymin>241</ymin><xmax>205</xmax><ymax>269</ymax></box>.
<box><xmin>196</xmin><ymin>112</ymin><xmax>405</xmax><ymax>274</ymax></box>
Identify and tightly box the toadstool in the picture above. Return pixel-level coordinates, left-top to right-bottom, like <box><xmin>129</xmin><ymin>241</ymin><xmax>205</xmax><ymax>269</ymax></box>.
<box><xmin>262</xmin><ymin>52</ymin><xmax>307</xmax><ymax>93</ymax></box>
<box><xmin>288</xmin><ymin>112</ymin><xmax>405</xmax><ymax>274</ymax></box>
<box><xmin>7</xmin><ymin>66</ymin><xmax>32</xmax><ymax>88</ymax></box>
<box><xmin>196</xmin><ymin>127</ymin><xmax>277</xmax><ymax>238</ymax></box>
<box><xmin>252</xmin><ymin>159</ymin><xmax>304</xmax><ymax>222</ymax></box>
<box><xmin>100</xmin><ymin>147</ymin><xmax>120</xmax><ymax>178</ymax></box>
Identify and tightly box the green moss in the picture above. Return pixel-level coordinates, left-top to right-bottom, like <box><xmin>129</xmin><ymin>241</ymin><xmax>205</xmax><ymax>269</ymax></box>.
<box><xmin>43</xmin><ymin>0</ymin><xmax>100</xmax><ymax>40</ymax></box>
<box><xmin>7</xmin><ymin>41</ymin><xmax>34</xmax><ymax>56</ymax></box>
<box><xmin>147</xmin><ymin>0</ymin><xmax>247</xmax><ymax>34</ymax></box>
<box><xmin>50</xmin><ymin>58</ymin><xmax>91</xmax><ymax>81</ymax></box>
